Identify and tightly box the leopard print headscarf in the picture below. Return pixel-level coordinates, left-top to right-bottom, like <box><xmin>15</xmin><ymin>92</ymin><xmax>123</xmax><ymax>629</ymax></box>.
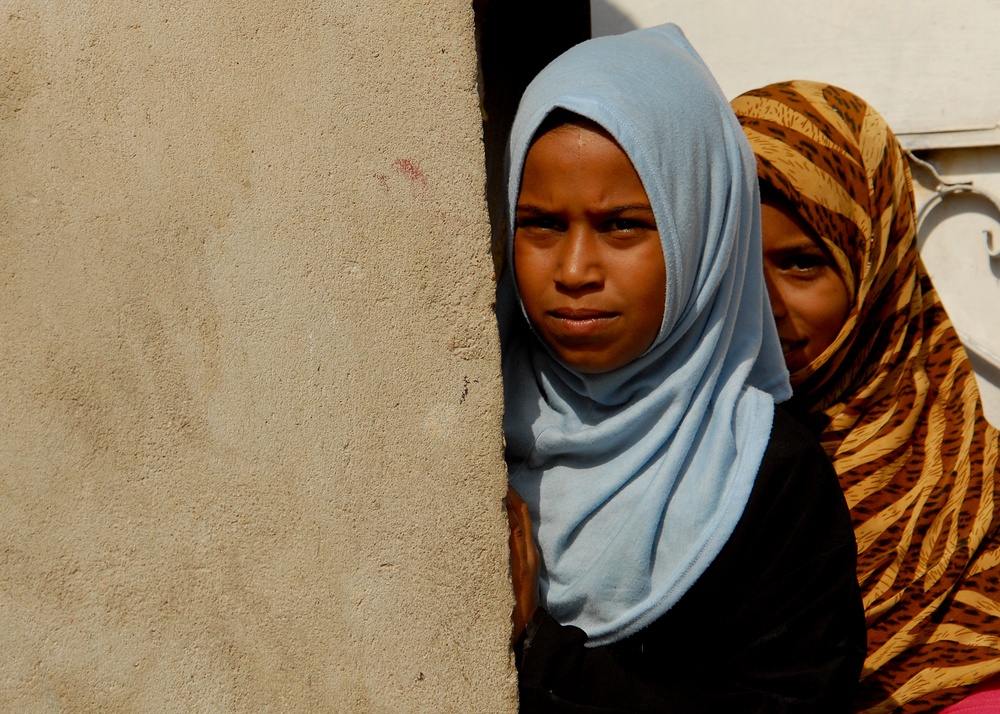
<box><xmin>733</xmin><ymin>81</ymin><xmax>1000</xmax><ymax>713</ymax></box>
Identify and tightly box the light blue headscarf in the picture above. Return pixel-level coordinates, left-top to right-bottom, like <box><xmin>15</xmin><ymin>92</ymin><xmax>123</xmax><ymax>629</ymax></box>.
<box><xmin>500</xmin><ymin>24</ymin><xmax>791</xmax><ymax>646</ymax></box>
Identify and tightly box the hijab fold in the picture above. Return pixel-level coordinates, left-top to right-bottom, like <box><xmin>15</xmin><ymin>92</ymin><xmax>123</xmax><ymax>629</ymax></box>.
<box><xmin>500</xmin><ymin>24</ymin><xmax>790</xmax><ymax>646</ymax></box>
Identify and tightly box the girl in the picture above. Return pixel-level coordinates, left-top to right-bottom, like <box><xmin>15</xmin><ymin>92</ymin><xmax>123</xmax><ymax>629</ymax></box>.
<box><xmin>500</xmin><ymin>26</ymin><xmax>865</xmax><ymax>712</ymax></box>
<box><xmin>733</xmin><ymin>81</ymin><xmax>1000</xmax><ymax>713</ymax></box>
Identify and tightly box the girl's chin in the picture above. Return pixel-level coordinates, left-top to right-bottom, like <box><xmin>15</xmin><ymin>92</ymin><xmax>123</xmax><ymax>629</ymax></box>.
<box><xmin>782</xmin><ymin>353</ymin><xmax>812</xmax><ymax>381</ymax></box>
<box><xmin>785</xmin><ymin>358</ymin><xmax>819</xmax><ymax>388</ymax></box>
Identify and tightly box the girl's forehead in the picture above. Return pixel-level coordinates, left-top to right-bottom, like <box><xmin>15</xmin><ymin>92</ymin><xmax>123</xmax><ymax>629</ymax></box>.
<box><xmin>524</xmin><ymin>124</ymin><xmax>639</xmax><ymax>177</ymax></box>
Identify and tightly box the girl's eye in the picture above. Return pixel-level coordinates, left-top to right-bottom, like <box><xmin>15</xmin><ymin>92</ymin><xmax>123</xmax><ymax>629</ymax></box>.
<box><xmin>780</xmin><ymin>252</ymin><xmax>829</xmax><ymax>273</ymax></box>
<box><xmin>608</xmin><ymin>218</ymin><xmax>637</xmax><ymax>231</ymax></box>
<box><xmin>605</xmin><ymin>217</ymin><xmax>655</xmax><ymax>234</ymax></box>
<box><xmin>516</xmin><ymin>215</ymin><xmax>564</xmax><ymax>233</ymax></box>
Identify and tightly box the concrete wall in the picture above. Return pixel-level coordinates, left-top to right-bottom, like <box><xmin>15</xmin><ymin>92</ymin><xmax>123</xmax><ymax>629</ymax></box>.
<box><xmin>0</xmin><ymin>3</ymin><xmax>514</xmax><ymax>711</ymax></box>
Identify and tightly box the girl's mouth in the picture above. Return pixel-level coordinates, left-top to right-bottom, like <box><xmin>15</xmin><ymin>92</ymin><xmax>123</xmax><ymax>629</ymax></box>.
<box><xmin>549</xmin><ymin>308</ymin><xmax>617</xmax><ymax>320</ymax></box>
<box><xmin>545</xmin><ymin>309</ymin><xmax>619</xmax><ymax>338</ymax></box>
<box><xmin>780</xmin><ymin>339</ymin><xmax>805</xmax><ymax>356</ymax></box>
<box><xmin>780</xmin><ymin>338</ymin><xmax>813</xmax><ymax>374</ymax></box>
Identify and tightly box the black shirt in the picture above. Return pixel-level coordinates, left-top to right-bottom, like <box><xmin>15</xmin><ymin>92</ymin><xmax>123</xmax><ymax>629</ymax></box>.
<box><xmin>516</xmin><ymin>406</ymin><xmax>865</xmax><ymax>713</ymax></box>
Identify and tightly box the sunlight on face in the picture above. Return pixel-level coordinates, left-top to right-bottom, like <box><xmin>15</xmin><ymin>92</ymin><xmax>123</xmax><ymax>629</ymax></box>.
<box><xmin>514</xmin><ymin>123</ymin><xmax>666</xmax><ymax>374</ymax></box>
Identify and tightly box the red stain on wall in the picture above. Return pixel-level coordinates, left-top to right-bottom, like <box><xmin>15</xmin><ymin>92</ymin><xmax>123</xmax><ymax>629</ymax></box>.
<box><xmin>392</xmin><ymin>158</ymin><xmax>428</xmax><ymax>186</ymax></box>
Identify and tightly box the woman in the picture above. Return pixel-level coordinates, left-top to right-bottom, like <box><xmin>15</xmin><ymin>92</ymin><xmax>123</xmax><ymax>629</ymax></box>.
<box><xmin>500</xmin><ymin>28</ymin><xmax>865</xmax><ymax>712</ymax></box>
<box><xmin>733</xmin><ymin>81</ymin><xmax>1000</xmax><ymax>713</ymax></box>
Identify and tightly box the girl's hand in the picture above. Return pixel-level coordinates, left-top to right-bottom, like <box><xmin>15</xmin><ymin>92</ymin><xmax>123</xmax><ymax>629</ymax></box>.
<box><xmin>506</xmin><ymin>485</ymin><xmax>540</xmax><ymax>643</ymax></box>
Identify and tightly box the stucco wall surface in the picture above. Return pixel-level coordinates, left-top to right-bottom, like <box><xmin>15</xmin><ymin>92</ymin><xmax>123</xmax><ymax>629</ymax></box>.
<box><xmin>0</xmin><ymin>2</ymin><xmax>513</xmax><ymax>711</ymax></box>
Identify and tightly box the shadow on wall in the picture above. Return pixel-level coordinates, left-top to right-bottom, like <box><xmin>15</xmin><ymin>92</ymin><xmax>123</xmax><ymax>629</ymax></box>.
<box><xmin>474</xmin><ymin>0</ymin><xmax>591</xmax><ymax>275</ymax></box>
<box><xmin>909</xmin><ymin>150</ymin><xmax>1000</xmax><ymax>427</ymax></box>
<box><xmin>916</xmin><ymin>189</ymin><xmax>1000</xmax><ymax>282</ymax></box>
<box><xmin>590</xmin><ymin>0</ymin><xmax>639</xmax><ymax>36</ymax></box>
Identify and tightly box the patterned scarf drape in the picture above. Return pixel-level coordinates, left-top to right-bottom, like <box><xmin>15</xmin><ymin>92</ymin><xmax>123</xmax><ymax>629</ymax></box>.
<box><xmin>733</xmin><ymin>81</ymin><xmax>1000</xmax><ymax>713</ymax></box>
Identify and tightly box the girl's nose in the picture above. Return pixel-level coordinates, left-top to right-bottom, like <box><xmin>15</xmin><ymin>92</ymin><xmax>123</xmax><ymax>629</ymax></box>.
<box><xmin>763</xmin><ymin>269</ymin><xmax>787</xmax><ymax>319</ymax></box>
<box><xmin>555</xmin><ymin>228</ymin><xmax>603</xmax><ymax>291</ymax></box>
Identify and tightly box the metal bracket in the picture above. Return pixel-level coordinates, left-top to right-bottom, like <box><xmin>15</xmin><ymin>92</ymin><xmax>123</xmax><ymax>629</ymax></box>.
<box><xmin>987</xmin><ymin>230</ymin><xmax>1000</xmax><ymax>259</ymax></box>
<box><xmin>906</xmin><ymin>150</ymin><xmax>1000</xmax><ymax>262</ymax></box>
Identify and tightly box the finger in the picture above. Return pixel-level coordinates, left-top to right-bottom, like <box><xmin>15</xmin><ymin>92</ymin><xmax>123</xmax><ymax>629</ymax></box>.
<box><xmin>507</xmin><ymin>485</ymin><xmax>526</xmax><ymax>510</ymax></box>
<box><xmin>507</xmin><ymin>487</ymin><xmax>528</xmax><ymax>535</ymax></box>
<box><xmin>517</xmin><ymin>497</ymin><xmax>532</xmax><ymax>530</ymax></box>
<box><xmin>516</xmin><ymin>499</ymin><xmax>539</xmax><ymax>569</ymax></box>
<box><xmin>506</xmin><ymin>501</ymin><xmax>523</xmax><ymax>539</ymax></box>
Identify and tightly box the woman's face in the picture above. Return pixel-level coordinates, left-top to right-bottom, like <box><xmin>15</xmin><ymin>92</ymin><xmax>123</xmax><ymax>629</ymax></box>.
<box><xmin>760</xmin><ymin>198</ymin><xmax>851</xmax><ymax>382</ymax></box>
<box><xmin>514</xmin><ymin>123</ymin><xmax>666</xmax><ymax>374</ymax></box>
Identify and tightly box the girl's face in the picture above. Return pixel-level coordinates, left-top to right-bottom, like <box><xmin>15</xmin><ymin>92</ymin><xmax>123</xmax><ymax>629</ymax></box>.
<box><xmin>760</xmin><ymin>198</ymin><xmax>851</xmax><ymax>382</ymax></box>
<box><xmin>514</xmin><ymin>123</ymin><xmax>666</xmax><ymax>374</ymax></box>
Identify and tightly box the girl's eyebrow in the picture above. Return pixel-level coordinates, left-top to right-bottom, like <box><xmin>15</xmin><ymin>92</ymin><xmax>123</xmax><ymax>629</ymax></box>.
<box><xmin>601</xmin><ymin>204</ymin><xmax>654</xmax><ymax>213</ymax></box>
<box><xmin>514</xmin><ymin>204</ymin><xmax>654</xmax><ymax>214</ymax></box>
<box><xmin>767</xmin><ymin>242</ymin><xmax>833</xmax><ymax>262</ymax></box>
<box><xmin>769</xmin><ymin>245</ymin><xmax>820</xmax><ymax>258</ymax></box>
